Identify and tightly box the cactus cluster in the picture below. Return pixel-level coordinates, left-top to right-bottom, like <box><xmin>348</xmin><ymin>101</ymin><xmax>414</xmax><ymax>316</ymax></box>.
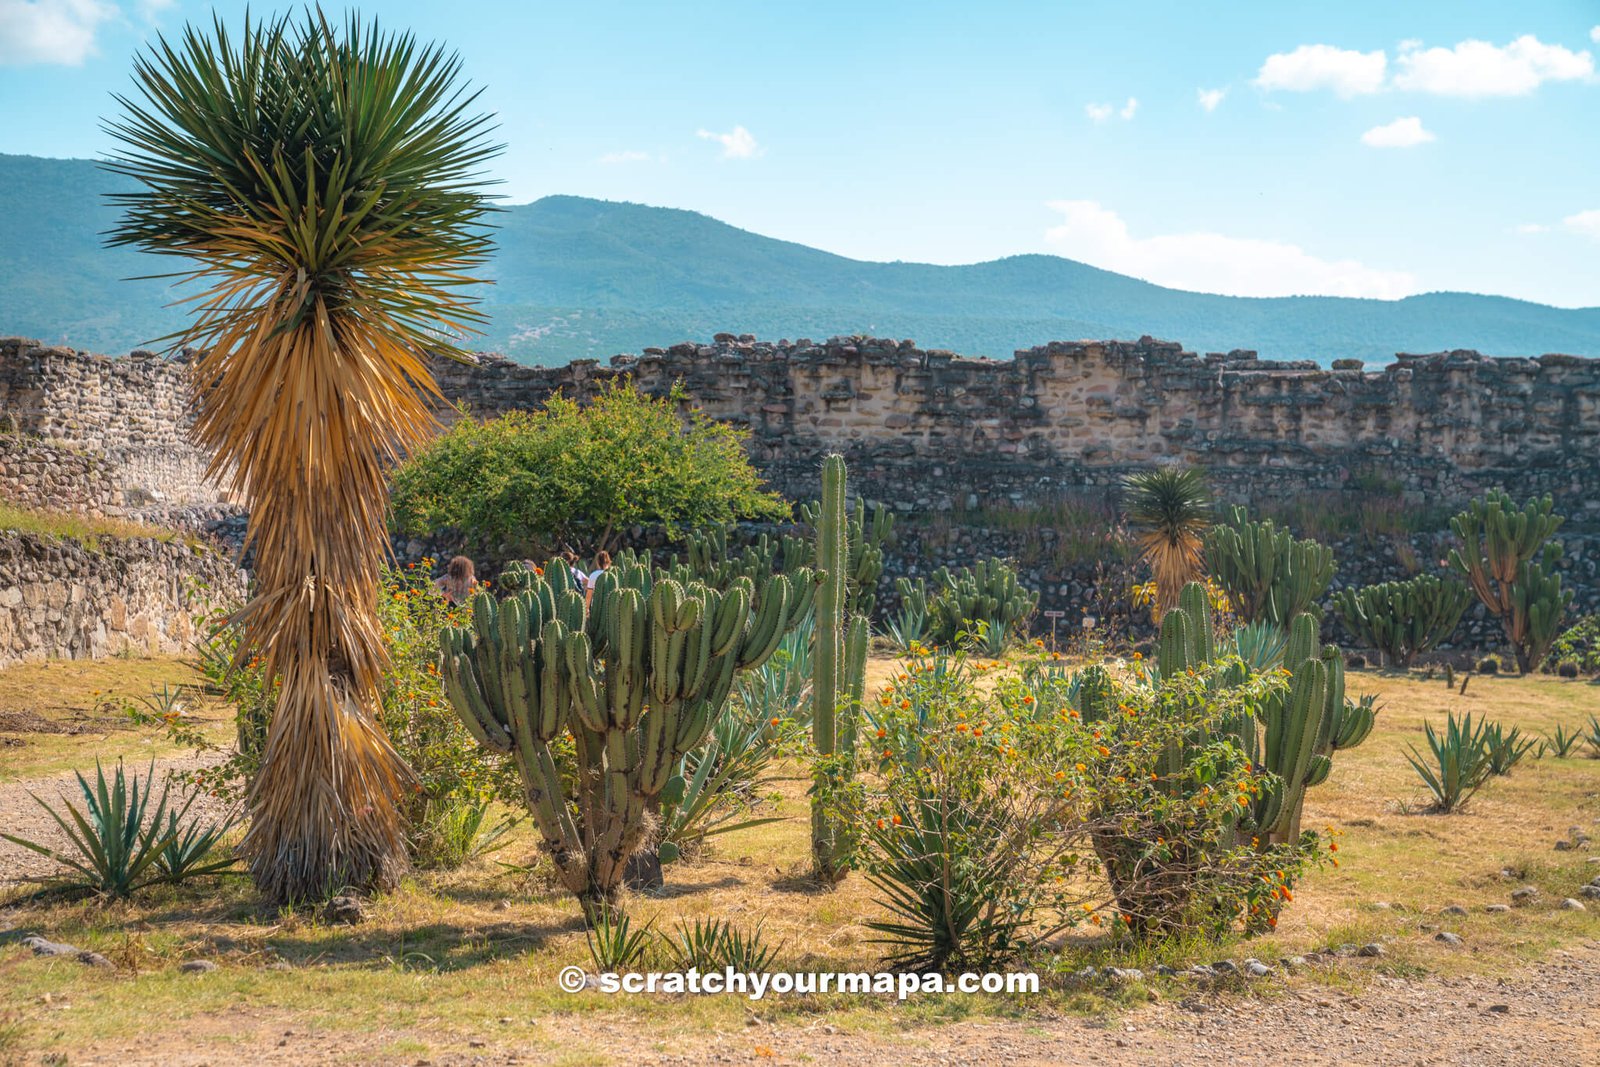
<box><xmin>794</xmin><ymin>494</ymin><xmax>894</xmax><ymax>618</ymax></box>
<box><xmin>1333</xmin><ymin>574</ymin><xmax>1471</xmax><ymax>668</ymax></box>
<box><xmin>675</xmin><ymin>527</ymin><xmax>783</xmax><ymax>588</ymax></box>
<box><xmin>1203</xmin><ymin>506</ymin><xmax>1335</xmax><ymax>626</ymax></box>
<box><xmin>1149</xmin><ymin>582</ymin><xmax>1375</xmax><ymax>845</ymax></box>
<box><xmin>810</xmin><ymin>456</ymin><xmax>869</xmax><ymax>883</ymax></box>
<box><xmin>924</xmin><ymin>558</ymin><xmax>1040</xmax><ymax>653</ymax></box>
<box><xmin>1448</xmin><ymin>491</ymin><xmax>1572</xmax><ymax>674</ymax></box>
<box><xmin>439</xmin><ymin>555</ymin><xmax>802</xmax><ymax>914</ymax></box>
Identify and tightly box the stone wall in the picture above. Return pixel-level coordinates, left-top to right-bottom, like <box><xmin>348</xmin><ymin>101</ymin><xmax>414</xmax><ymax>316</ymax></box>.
<box><xmin>0</xmin><ymin>336</ymin><xmax>225</xmax><ymax>518</ymax></box>
<box><xmin>429</xmin><ymin>334</ymin><xmax>1600</xmax><ymax>522</ymax></box>
<box><xmin>0</xmin><ymin>530</ymin><xmax>246</xmax><ymax>668</ymax></box>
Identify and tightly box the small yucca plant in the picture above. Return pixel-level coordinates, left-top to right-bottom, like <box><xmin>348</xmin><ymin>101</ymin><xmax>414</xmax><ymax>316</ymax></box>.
<box><xmin>1123</xmin><ymin>467</ymin><xmax>1212</xmax><ymax>619</ymax></box>
<box><xmin>104</xmin><ymin>10</ymin><xmax>499</xmax><ymax>902</ymax></box>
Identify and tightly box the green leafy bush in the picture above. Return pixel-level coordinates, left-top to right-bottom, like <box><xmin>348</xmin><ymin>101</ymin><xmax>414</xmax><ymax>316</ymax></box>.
<box><xmin>1546</xmin><ymin>616</ymin><xmax>1600</xmax><ymax>674</ymax></box>
<box><xmin>853</xmin><ymin>648</ymin><xmax>1327</xmax><ymax>969</ymax></box>
<box><xmin>391</xmin><ymin>380</ymin><xmax>788</xmax><ymax>555</ymax></box>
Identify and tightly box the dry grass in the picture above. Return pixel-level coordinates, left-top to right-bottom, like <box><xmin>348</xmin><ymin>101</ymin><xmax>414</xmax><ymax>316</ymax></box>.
<box><xmin>0</xmin><ymin>655</ymin><xmax>1596</xmax><ymax>1064</ymax></box>
<box><xmin>0</xmin><ymin>656</ymin><xmax>230</xmax><ymax>782</ymax></box>
<box><xmin>0</xmin><ymin>501</ymin><xmax>187</xmax><ymax>548</ymax></box>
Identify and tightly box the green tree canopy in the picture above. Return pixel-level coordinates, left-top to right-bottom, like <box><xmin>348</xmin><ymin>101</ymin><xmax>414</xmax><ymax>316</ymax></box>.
<box><xmin>392</xmin><ymin>381</ymin><xmax>788</xmax><ymax>553</ymax></box>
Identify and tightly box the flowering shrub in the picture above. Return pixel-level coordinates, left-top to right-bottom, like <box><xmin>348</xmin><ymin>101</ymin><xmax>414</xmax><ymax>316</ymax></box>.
<box><xmin>853</xmin><ymin>648</ymin><xmax>1333</xmax><ymax>969</ymax></box>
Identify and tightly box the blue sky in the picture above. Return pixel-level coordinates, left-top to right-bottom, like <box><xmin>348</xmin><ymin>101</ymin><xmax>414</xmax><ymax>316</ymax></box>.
<box><xmin>1</xmin><ymin>0</ymin><xmax>1597</xmax><ymax>306</ymax></box>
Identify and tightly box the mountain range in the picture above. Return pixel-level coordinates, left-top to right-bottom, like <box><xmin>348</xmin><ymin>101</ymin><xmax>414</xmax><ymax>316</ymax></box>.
<box><xmin>4</xmin><ymin>152</ymin><xmax>1598</xmax><ymax>365</ymax></box>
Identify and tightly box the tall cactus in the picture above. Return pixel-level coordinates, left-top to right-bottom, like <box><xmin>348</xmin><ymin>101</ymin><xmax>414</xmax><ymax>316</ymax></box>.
<box><xmin>1448</xmin><ymin>491</ymin><xmax>1571</xmax><ymax>673</ymax></box>
<box><xmin>1204</xmin><ymin>506</ymin><xmax>1335</xmax><ymax>626</ymax></box>
<box><xmin>794</xmin><ymin>494</ymin><xmax>894</xmax><ymax>618</ymax></box>
<box><xmin>811</xmin><ymin>455</ymin><xmax>867</xmax><ymax>884</ymax></box>
<box><xmin>1333</xmin><ymin>574</ymin><xmax>1471</xmax><ymax>668</ymax></box>
<box><xmin>439</xmin><ymin>554</ymin><xmax>797</xmax><ymax>916</ymax></box>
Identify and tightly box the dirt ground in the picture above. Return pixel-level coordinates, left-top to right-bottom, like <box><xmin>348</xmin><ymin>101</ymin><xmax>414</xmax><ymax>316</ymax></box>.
<box><xmin>8</xmin><ymin>938</ymin><xmax>1596</xmax><ymax>1066</ymax></box>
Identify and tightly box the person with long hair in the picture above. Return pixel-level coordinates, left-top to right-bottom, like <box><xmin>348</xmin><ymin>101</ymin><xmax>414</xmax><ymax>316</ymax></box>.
<box><xmin>435</xmin><ymin>555</ymin><xmax>477</xmax><ymax>605</ymax></box>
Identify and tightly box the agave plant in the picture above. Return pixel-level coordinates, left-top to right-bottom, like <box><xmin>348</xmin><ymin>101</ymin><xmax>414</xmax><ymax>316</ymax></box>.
<box><xmin>1481</xmin><ymin>721</ymin><xmax>1538</xmax><ymax>777</ymax></box>
<box><xmin>584</xmin><ymin>911</ymin><xmax>654</xmax><ymax>973</ymax></box>
<box><xmin>1541</xmin><ymin>723</ymin><xmax>1583</xmax><ymax>758</ymax></box>
<box><xmin>104</xmin><ymin>11</ymin><xmax>498</xmax><ymax>901</ymax></box>
<box><xmin>1</xmin><ymin>761</ymin><xmax>204</xmax><ymax>897</ymax></box>
<box><xmin>1405</xmin><ymin>713</ymin><xmax>1494</xmax><ymax>812</ymax></box>
<box><xmin>1123</xmin><ymin>467</ymin><xmax>1212</xmax><ymax>619</ymax></box>
<box><xmin>658</xmin><ymin>712</ymin><xmax>787</xmax><ymax>863</ymax></box>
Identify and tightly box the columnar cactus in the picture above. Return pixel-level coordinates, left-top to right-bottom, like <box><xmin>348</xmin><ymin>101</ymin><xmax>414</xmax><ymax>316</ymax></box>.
<box><xmin>439</xmin><ymin>555</ymin><xmax>798</xmax><ymax>916</ymax></box>
<box><xmin>1203</xmin><ymin>506</ymin><xmax>1334</xmax><ymax>626</ymax></box>
<box><xmin>1147</xmin><ymin>583</ymin><xmax>1376</xmax><ymax>845</ymax></box>
<box><xmin>1333</xmin><ymin>574</ymin><xmax>1471</xmax><ymax>668</ymax></box>
<box><xmin>794</xmin><ymin>494</ymin><xmax>895</xmax><ymax>618</ymax></box>
<box><xmin>810</xmin><ymin>455</ymin><xmax>865</xmax><ymax>883</ymax></box>
<box><xmin>1448</xmin><ymin>491</ymin><xmax>1571</xmax><ymax>674</ymax></box>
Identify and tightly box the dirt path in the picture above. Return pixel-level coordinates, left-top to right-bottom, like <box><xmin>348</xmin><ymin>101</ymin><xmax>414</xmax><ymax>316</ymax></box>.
<box><xmin>21</xmin><ymin>939</ymin><xmax>1598</xmax><ymax>1066</ymax></box>
<box><xmin>0</xmin><ymin>751</ymin><xmax>232</xmax><ymax>888</ymax></box>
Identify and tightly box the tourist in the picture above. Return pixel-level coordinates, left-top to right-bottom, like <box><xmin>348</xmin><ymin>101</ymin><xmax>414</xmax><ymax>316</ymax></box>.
<box><xmin>435</xmin><ymin>555</ymin><xmax>477</xmax><ymax>605</ymax></box>
<box><xmin>563</xmin><ymin>550</ymin><xmax>587</xmax><ymax>590</ymax></box>
<box><xmin>584</xmin><ymin>550</ymin><xmax>611</xmax><ymax>605</ymax></box>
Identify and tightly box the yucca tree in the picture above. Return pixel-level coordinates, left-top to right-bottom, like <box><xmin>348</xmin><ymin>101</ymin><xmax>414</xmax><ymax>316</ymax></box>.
<box><xmin>104</xmin><ymin>11</ymin><xmax>499</xmax><ymax>902</ymax></box>
<box><xmin>1123</xmin><ymin>467</ymin><xmax>1212</xmax><ymax>619</ymax></box>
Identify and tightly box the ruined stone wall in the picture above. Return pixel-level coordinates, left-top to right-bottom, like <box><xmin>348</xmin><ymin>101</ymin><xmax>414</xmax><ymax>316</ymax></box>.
<box><xmin>0</xmin><ymin>531</ymin><xmax>246</xmax><ymax>668</ymax></box>
<box><xmin>0</xmin><ymin>336</ymin><xmax>225</xmax><ymax>518</ymax></box>
<box><xmin>430</xmin><ymin>334</ymin><xmax>1600</xmax><ymax>522</ymax></box>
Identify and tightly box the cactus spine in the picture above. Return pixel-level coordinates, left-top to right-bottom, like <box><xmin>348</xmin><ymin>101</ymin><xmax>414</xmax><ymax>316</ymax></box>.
<box><xmin>439</xmin><ymin>554</ymin><xmax>797</xmax><ymax>917</ymax></box>
<box><xmin>811</xmin><ymin>455</ymin><xmax>866</xmax><ymax>883</ymax></box>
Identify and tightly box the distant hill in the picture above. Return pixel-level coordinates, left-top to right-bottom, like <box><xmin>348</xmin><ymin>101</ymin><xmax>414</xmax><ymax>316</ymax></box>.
<box><xmin>4</xmin><ymin>153</ymin><xmax>1598</xmax><ymax>365</ymax></box>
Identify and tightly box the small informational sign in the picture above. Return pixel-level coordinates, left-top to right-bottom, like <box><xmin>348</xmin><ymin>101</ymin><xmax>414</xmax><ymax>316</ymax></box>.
<box><xmin>1042</xmin><ymin>610</ymin><xmax>1066</xmax><ymax>619</ymax></box>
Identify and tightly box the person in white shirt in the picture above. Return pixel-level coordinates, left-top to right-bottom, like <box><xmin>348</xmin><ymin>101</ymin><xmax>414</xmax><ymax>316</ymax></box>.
<box><xmin>584</xmin><ymin>550</ymin><xmax>611</xmax><ymax>607</ymax></box>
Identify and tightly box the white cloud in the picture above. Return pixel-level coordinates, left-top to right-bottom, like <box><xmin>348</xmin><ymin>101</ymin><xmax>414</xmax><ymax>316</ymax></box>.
<box><xmin>1086</xmin><ymin>98</ymin><xmax>1137</xmax><ymax>123</ymax></box>
<box><xmin>1393</xmin><ymin>36</ymin><xmax>1594</xmax><ymax>97</ymax></box>
<box><xmin>1512</xmin><ymin>223</ymin><xmax>1550</xmax><ymax>234</ymax></box>
<box><xmin>1254</xmin><ymin>44</ymin><xmax>1387</xmax><ymax>97</ymax></box>
<box><xmin>1042</xmin><ymin>199</ymin><xmax>1417</xmax><ymax>299</ymax></box>
<box><xmin>597</xmin><ymin>150</ymin><xmax>652</xmax><ymax>165</ymax></box>
<box><xmin>0</xmin><ymin>0</ymin><xmax>117</xmax><ymax>66</ymax></box>
<box><xmin>1360</xmin><ymin>116</ymin><xmax>1435</xmax><ymax>148</ymax></box>
<box><xmin>1592</xmin><ymin>26</ymin><xmax>1600</xmax><ymax>44</ymax></box>
<box><xmin>1563</xmin><ymin>210</ymin><xmax>1600</xmax><ymax>240</ymax></box>
<box><xmin>695</xmin><ymin>125</ymin><xmax>760</xmax><ymax>159</ymax></box>
<box><xmin>1197</xmin><ymin>87</ymin><xmax>1226</xmax><ymax>112</ymax></box>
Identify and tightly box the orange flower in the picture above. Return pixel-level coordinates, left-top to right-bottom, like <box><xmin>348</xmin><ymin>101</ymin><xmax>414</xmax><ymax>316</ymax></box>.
<box><xmin>1096</xmin><ymin>745</ymin><xmax>1110</xmax><ymax>757</ymax></box>
<box><xmin>891</xmin><ymin>814</ymin><xmax>902</xmax><ymax>825</ymax></box>
<box><xmin>1022</xmin><ymin>695</ymin><xmax>1035</xmax><ymax>705</ymax></box>
<box><xmin>900</xmin><ymin>699</ymin><xmax>911</xmax><ymax>710</ymax></box>
<box><xmin>876</xmin><ymin>728</ymin><xmax>887</xmax><ymax>738</ymax></box>
<box><xmin>876</xmin><ymin>818</ymin><xmax>886</xmax><ymax>830</ymax></box>
<box><xmin>769</xmin><ymin>717</ymin><xmax>781</xmax><ymax>727</ymax></box>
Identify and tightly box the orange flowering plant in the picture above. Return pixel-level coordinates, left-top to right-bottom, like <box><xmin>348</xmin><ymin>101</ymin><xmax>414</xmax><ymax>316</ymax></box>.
<box><xmin>855</xmin><ymin>647</ymin><xmax>1332</xmax><ymax>970</ymax></box>
<box><xmin>1077</xmin><ymin>664</ymin><xmax>1330</xmax><ymax>937</ymax></box>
